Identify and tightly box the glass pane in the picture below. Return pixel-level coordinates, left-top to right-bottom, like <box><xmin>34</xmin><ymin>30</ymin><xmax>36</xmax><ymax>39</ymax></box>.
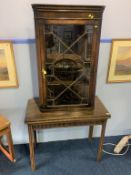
<box><xmin>45</xmin><ymin>24</ymin><xmax>93</xmax><ymax>107</ymax></box>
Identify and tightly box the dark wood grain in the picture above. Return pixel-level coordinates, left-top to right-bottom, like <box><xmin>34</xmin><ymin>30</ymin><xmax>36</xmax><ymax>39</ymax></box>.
<box><xmin>28</xmin><ymin>5</ymin><xmax>109</xmax><ymax>170</ymax></box>
<box><xmin>88</xmin><ymin>125</ymin><xmax>94</xmax><ymax>142</ymax></box>
<box><xmin>32</xmin><ymin>4</ymin><xmax>105</xmax><ymax>109</ymax></box>
<box><xmin>25</xmin><ymin>96</ymin><xmax>110</xmax><ymax>124</ymax></box>
<box><xmin>25</xmin><ymin>96</ymin><xmax>110</xmax><ymax>170</ymax></box>
<box><xmin>97</xmin><ymin>120</ymin><xmax>107</xmax><ymax>161</ymax></box>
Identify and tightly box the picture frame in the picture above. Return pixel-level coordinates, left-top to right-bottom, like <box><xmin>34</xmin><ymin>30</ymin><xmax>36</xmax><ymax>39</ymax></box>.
<box><xmin>0</xmin><ymin>41</ymin><xmax>18</xmax><ymax>88</ymax></box>
<box><xmin>107</xmin><ymin>39</ymin><xmax>131</xmax><ymax>83</ymax></box>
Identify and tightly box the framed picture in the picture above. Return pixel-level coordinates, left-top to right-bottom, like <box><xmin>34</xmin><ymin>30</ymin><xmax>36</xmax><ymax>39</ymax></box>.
<box><xmin>107</xmin><ymin>39</ymin><xmax>131</xmax><ymax>83</ymax></box>
<box><xmin>0</xmin><ymin>41</ymin><xmax>18</xmax><ymax>88</ymax></box>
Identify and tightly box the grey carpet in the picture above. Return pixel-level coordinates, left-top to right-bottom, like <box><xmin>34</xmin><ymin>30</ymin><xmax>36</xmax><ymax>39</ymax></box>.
<box><xmin>0</xmin><ymin>137</ymin><xmax>131</xmax><ymax>175</ymax></box>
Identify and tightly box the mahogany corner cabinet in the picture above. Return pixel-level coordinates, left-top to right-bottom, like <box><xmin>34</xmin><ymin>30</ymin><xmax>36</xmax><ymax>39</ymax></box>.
<box><xmin>32</xmin><ymin>4</ymin><xmax>105</xmax><ymax>111</ymax></box>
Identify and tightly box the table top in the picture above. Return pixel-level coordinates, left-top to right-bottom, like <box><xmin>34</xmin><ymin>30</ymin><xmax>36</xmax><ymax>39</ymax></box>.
<box><xmin>25</xmin><ymin>96</ymin><xmax>110</xmax><ymax>125</ymax></box>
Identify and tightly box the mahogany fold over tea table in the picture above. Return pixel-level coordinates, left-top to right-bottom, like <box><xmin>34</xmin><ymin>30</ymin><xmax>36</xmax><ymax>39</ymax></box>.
<box><xmin>25</xmin><ymin>96</ymin><xmax>110</xmax><ymax>170</ymax></box>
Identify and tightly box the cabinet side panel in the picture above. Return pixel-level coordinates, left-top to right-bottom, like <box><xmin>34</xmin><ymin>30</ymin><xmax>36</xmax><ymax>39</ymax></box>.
<box><xmin>35</xmin><ymin>19</ymin><xmax>47</xmax><ymax>106</ymax></box>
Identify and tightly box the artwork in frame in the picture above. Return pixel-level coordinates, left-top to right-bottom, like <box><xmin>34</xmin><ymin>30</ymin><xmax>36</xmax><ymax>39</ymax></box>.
<box><xmin>0</xmin><ymin>41</ymin><xmax>18</xmax><ymax>88</ymax></box>
<box><xmin>107</xmin><ymin>39</ymin><xmax>131</xmax><ymax>83</ymax></box>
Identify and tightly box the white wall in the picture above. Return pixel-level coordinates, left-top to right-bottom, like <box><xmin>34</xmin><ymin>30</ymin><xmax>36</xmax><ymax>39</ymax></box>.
<box><xmin>0</xmin><ymin>0</ymin><xmax>131</xmax><ymax>144</ymax></box>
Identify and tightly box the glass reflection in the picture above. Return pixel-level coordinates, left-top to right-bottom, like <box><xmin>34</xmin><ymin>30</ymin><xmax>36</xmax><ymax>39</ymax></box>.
<box><xmin>45</xmin><ymin>24</ymin><xmax>93</xmax><ymax>106</ymax></box>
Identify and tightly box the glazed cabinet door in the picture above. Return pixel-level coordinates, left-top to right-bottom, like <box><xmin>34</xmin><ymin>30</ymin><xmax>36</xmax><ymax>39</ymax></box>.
<box><xmin>38</xmin><ymin>22</ymin><xmax>100</xmax><ymax>109</ymax></box>
<box><xmin>33</xmin><ymin>5</ymin><xmax>104</xmax><ymax>110</ymax></box>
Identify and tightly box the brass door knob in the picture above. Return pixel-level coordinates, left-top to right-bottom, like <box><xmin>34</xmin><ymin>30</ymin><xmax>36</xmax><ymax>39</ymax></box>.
<box><xmin>42</xmin><ymin>69</ymin><xmax>47</xmax><ymax>77</ymax></box>
<box><xmin>94</xmin><ymin>25</ymin><xmax>98</xmax><ymax>28</ymax></box>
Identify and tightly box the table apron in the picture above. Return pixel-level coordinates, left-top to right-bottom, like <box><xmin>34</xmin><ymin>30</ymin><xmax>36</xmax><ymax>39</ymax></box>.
<box><xmin>27</xmin><ymin>120</ymin><xmax>107</xmax><ymax>130</ymax></box>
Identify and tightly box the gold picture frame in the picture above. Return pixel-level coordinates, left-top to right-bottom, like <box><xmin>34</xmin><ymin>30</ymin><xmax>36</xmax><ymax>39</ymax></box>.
<box><xmin>0</xmin><ymin>41</ymin><xmax>18</xmax><ymax>88</ymax></box>
<box><xmin>107</xmin><ymin>39</ymin><xmax>131</xmax><ymax>83</ymax></box>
